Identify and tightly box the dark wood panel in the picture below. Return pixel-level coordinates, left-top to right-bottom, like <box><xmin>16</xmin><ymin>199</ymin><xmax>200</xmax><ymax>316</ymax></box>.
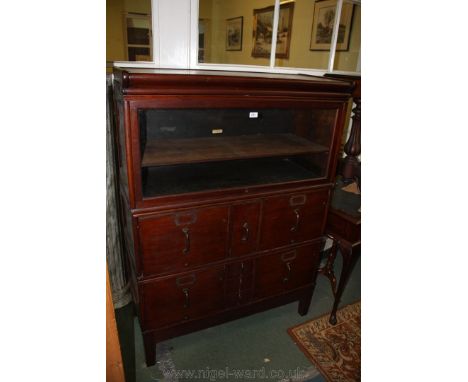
<box><xmin>229</xmin><ymin>201</ymin><xmax>261</xmax><ymax>257</ymax></box>
<box><xmin>327</xmin><ymin>209</ymin><xmax>361</xmax><ymax>243</ymax></box>
<box><xmin>141</xmin><ymin>266</ymin><xmax>225</xmax><ymax>329</ymax></box>
<box><xmin>254</xmin><ymin>243</ymin><xmax>321</xmax><ymax>299</ymax></box>
<box><xmin>138</xmin><ymin>206</ymin><xmax>229</xmax><ymax>276</ymax></box>
<box><xmin>114</xmin><ymin>68</ymin><xmax>354</xmax><ymax>96</ymax></box>
<box><xmin>260</xmin><ymin>189</ymin><xmax>329</xmax><ymax>250</ymax></box>
<box><xmin>141</xmin><ymin>134</ymin><xmax>328</xmax><ymax>167</ymax></box>
<box><xmin>144</xmin><ymin>285</ymin><xmax>316</xmax><ymax>348</ymax></box>
<box><xmin>225</xmin><ymin>260</ymin><xmax>254</xmax><ymax>307</ymax></box>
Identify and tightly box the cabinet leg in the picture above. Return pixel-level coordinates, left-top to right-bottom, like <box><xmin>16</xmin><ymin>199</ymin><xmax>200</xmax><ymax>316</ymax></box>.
<box><xmin>298</xmin><ymin>286</ymin><xmax>315</xmax><ymax>316</ymax></box>
<box><xmin>329</xmin><ymin>242</ymin><xmax>360</xmax><ymax>325</ymax></box>
<box><xmin>142</xmin><ymin>332</ymin><xmax>156</xmax><ymax>367</ymax></box>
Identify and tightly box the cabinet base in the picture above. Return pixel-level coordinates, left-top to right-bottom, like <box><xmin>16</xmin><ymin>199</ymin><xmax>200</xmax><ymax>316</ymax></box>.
<box><xmin>141</xmin><ymin>285</ymin><xmax>316</xmax><ymax>367</ymax></box>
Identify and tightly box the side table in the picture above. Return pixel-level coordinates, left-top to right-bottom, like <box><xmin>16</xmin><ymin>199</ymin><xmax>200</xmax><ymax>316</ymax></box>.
<box><xmin>319</xmin><ymin>178</ymin><xmax>361</xmax><ymax>325</ymax></box>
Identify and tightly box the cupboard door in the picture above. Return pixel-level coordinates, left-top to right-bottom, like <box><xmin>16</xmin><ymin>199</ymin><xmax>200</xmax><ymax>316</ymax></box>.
<box><xmin>259</xmin><ymin>189</ymin><xmax>328</xmax><ymax>250</ymax></box>
<box><xmin>254</xmin><ymin>243</ymin><xmax>321</xmax><ymax>300</ymax></box>
<box><xmin>141</xmin><ymin>267</ymin><xmax>225</xmax><ymax>329</ymax></box>
<box><xmin>138</xmin><ymin>206</ymin><xmax>229</xmax><ymax>276</ymax></box>
<box><xmin>230</xmin><ymin>201</ymin><xmax>261</xmax><ymax>257</ymax></box>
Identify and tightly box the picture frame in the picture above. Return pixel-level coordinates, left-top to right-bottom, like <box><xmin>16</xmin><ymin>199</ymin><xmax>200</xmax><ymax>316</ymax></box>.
<box><xmin>310</xmin><ymin>0</ymin><xmax>354</xmax><ymax>51</ymax></box>
<box><xmin>226</xmin><ymin>16</ymin><xmax>243</xmax><ymax>51</ymax></box>
<box><xmin>124</xmin><ymin>13</ymin><xmax>153</xmax><ymax>61</ymax></box>
<box><xmin>252</xmin><ymin>2</ymin><xmax>294</xmax><ymax>59</ymax></box>
<box><xmin>199</xmin><ymin>18</ymin><xmax>206</xmax><ymax>62</ymax></box>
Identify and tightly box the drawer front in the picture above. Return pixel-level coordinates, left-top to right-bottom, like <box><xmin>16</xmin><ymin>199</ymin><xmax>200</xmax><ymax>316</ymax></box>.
<box><xmin>259</xmin><ymin>189</ymin><xmax>328</xmax><ymax>250</ymax></box>
<box><xmin>225</xmin><ymin>260</ymin><xmax>254</xmax><ymax>306</ymax></box>
<box><xmin>229</xmin><ymin>201</ymin><xmax>261</xmax><ymax>257</ymax></box>
<box><xmin>254</xmin><ymin>243</ymin><xmax>321</xmax><ymax>300</ymax></box>
<box><xmin>327</xmin><ymin>210</ymin><xmax>361</xmax><ymax>243</ymax></box>
<box><xmin>138</xmin><ymin>206</ymin><xmax>229</xmax><ymax>276</ymax></box>
<box><xmin>141</xmin><ymin>267</ymin><xmax>225</xmax><ymax>329</ymax></box>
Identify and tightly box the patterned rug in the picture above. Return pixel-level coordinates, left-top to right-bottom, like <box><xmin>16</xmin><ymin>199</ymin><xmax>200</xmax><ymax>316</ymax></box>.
<box><xmin>288</xmin><ymin>302</ymin><xmax>361</xmax><ymax>382</ymax></box>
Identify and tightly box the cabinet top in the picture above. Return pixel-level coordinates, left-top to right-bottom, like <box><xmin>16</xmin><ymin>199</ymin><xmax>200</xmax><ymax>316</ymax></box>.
<box><xmin>113</xmin><ymin>68</ymin><xmax>355</xmax><ymax>96</ymax></box>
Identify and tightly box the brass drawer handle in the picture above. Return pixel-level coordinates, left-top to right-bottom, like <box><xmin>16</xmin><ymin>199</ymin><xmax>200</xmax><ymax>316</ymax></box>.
<box><xmin>182</xmin><ymin>288</ymin><xmax>190</xmax><ymax>308</ymax></box>
<box><xmin>290</xmin><ymin>209</ymin><xmax>300</xmax><ymax>232</ymax></box>
<box><xmin>241</xmin><ymin>222</ymin><xmax>249</xmax><ymax>242</ymax></box>
<box><xmin>182</xmin><ymin>227</ymin><xmax>190</xmax><ymax>255</ymax></box>
<box><xmin>283</xmin><ymin>262</ymin><xmax>292</xmax><ymax>283</ymax></box>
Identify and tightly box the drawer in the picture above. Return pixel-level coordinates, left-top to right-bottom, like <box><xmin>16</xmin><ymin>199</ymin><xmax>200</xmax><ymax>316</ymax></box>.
<box><xmin>225</xmin><ymin>260</ymin><xmax>254</xmax><ymax>306</ymax></box>
<box><xmin>327</xmin><ymin>210</ymin><xmax>361</xmax><ymax>243</ymax></box>
<box><xmin>253</xmin><ymin>243</ymin><xmax>321</xmax><ymax>300</ymax></box>
<box><xmin>141</xmin><ymin>266</ymin><xmax>225</xmax><ymax>329</ymax></box>
<box><xmin>138</xmin><ymin>206</ymin><xmax>229</xmax><ymax>276</ymax></box>
<box><xmin>229</xmin><ymin>201</ymin><xmax>261</xmax><ymax>257</ymax></box>
<box><xmin>259</xmin><ymin>189</ymin><xmax>328</xmax><ymax>250</ymax></box>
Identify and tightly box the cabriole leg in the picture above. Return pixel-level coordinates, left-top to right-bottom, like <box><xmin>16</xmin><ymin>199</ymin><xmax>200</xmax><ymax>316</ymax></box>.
<box><xmin>329</xmin><ymin>242</ymin><xmax>360</xmax><ymax>325</ymax></box>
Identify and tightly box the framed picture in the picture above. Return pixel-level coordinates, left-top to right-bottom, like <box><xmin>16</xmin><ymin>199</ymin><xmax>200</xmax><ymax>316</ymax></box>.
<box><xmin>226</xmin><ymin>16</ymin><xmax>243</xmax><ymax>51</ymax></box>
<box><xmin>199</xmin><ymin>18</ymin><xmax>206</xmax><ymax>62</ymax></box>
<box><xmin>252</xmin><ymin>2</ymin><xmax>294</xmax><ymax>59</ymax></box>
<box><xmin>310</xmin><ymin>0</ymin><xmax>354</xmax><ymax>51</ymax></box>
<box><xmin>124</xmin><ymin>13</ymin><xmax>152</xmax><ymax>61</ymax></box>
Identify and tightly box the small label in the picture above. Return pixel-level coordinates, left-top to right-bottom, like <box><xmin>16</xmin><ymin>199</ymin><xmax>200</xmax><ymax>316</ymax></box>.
<box><xmin>212</xmin><ymin>129</ymin><xmax>223</xmax><ymax>134</ymax></box>
<box><xmin>160</xmin><ymin>126</ymin><xmax>177</xmax><ymax>132</ymax></box>
<box><xmin>249</xmin><ymin>112</ymin><xmax>259</xmax><ymax>118</ymax></box>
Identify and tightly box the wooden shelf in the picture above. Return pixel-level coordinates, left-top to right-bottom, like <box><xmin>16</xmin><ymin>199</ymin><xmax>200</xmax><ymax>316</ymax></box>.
<box><xmin>143</xmin><ymin>157</ymin><xmax>321</xmax><ymax>197</ymax></box>
<box><xmin>141</xmin><ymin>134</ymin><xmax>328</xmax><ymax>167</ymax></box>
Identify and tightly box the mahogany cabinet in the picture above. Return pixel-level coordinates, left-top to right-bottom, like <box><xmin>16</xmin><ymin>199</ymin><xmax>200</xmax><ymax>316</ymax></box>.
<box><xmin>112</xmin><ymin>68</ymin><xmax>354</xmax><ymax>366</ymax></box>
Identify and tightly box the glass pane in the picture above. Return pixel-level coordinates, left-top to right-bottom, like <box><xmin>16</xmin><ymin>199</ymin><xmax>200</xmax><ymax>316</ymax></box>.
<box><xmin>138</xmin><ymin>107</ymin><xmax>336</xmax><ymax>197</ymax></box>
<box><xmin>106</xmin><ymin>0</ymin><xmax>153</xmax><ymax>63</ymax></box>
<box><xmin>275</xmin><ymin>0</ymin><xmax>334</xmax><ymax>69</ymax></box>
<box><xmin>199</xmin><ymin>0</ymin><xmax>276</xmax><ymax>66</ymax></box>
<box><xmin>127</xmin><ymin>18</ymin><xmax>151</xmax><ymax>45</ymax></box>
<box><xmin>333</xmin><ymin>1</ymin><xmax>360</xmax><ymax>72</ymax></box>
